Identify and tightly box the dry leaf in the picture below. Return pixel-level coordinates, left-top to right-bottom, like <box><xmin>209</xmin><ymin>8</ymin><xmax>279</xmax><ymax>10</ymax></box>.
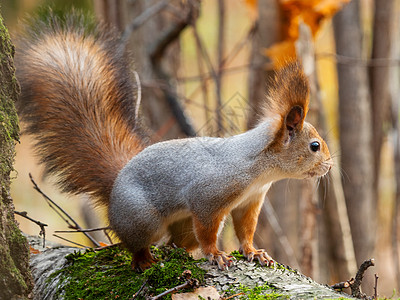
<box><xmin>29</xmin><ymin>245</ymin><xmax>41</xmax><ymax>254</ymax></box>
<box><xmin>171</xmin><ymin>286</ymin><xmax>220</xmax><ymax>300</ymax></box>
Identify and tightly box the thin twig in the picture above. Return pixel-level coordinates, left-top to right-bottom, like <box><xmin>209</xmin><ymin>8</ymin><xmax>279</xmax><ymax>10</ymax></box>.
<box><xmin>120</xmin><ymin>0</ymin><xmax>169</xmax><ymax>52</ymax></box>
<box><xmin>131</xmin><ymin>279</ymin><xmax>148</xmax><ymax>299</ymax></box>
<box><xmin>54</xmin><ymin>226</ymin><xmax>110</xmax><ymax>233</ymax></box>
<box><xmin>223</xmin><ymin>292</ymin><xmax>245</xmax><ymax>300</ymax></box>
<box><xmin>151</xmin><ymin>281</ymin><xmax>190</xmax><ymax>300</ymax></box>
<box><xmin>194</xmin><ymin>27</ymin><xmax>211</xmax><ymax>123</ymax></box>
<box><xmin>191</xmin><ymin>26</ymin><xmax>219</xmax><ymax>94</ymax></box>
<box><xmin>331</xmin><ymin>278</ymin><xmax>354</xmax><ymax>290</ymax></box>
<box><xmin>103</xmin><ymin>228</ymin><xmax>113</xmax><ymax>244</ymax></box>
<box><xmin>14</xmin><ymin>210</ymin><xmax>48</xmax><ymax>248</ymax></box>
<box><xmin>374</xmin><ymin>274</ymin><xmax>378</xmax><ymax>300</ymax></box>
<box><xmin>29</xmin><ymin>173</ymin><xmax>100</xmax><ymax>247</ymax></box>
<box><xmin>148</xmin><ymin>1</ymin><xmax>198</xmax><ymax>137</ymax></box>
<box><xmin>55</xmin><ymin>227</ymin><xmax>113</xmax><ymax>244</ymax></box>
<box><xmin>150</xmin><ymin>270</ymin><xmax>199</xmax><ymax>300</ymax></box>
<box><xmin>263</xmin><ymin>197</ymin><xmax>301</xmax><ymax>270</ymax></box>
<box><xmin>215</xmin><ymin>0</ymin><xmax>225</xmax><ymax>136</ymax></box>
<box><xmin>317</xmin><ymin>52</ymin><xmax>400</xmax><ymax>67</ymax></box>
<box><xmin>178</xmin><ymin>64</ymin><xmax>262</xmax><ymax>82</ymax></box>
<box><xmin>220</xmin><ymin>21</ymin><xmax>257</xmax><ymax>67</ymax></box>
<box><xmin>94</xmin><ymin>242</ymin><xmax>122</xmax><ymax>251</ymax></box>
<box><xmin>185</xmin><ymin>22</ymin><xmax>260</xmax><ymax>104</ymax></box>
<box><xmin>53</xmin><ymin>234</ymin><xmax>88</xmax><ymax>248</ymax></box>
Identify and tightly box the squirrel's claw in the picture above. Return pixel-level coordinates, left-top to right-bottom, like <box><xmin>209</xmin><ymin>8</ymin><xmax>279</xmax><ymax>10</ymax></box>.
<box><xmin>207</xmin><ymin>251</ymin><xmax>234</xmax><ymax>271</ymax></box>
<box><xmin>240</xmin><ymin>246</ymin><xmax>274</xmax><ymax>267</ymax></box>
<box><xmin>131</xmin><ymin>248</ymin><xmax>158</xmax><ymax>272</ymax></box>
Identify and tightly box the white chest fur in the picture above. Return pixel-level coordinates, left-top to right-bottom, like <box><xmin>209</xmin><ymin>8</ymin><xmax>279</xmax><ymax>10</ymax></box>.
<box><xmin>232</xmin><ymin>172</ymin><xmax>277</xmax><ymax>210</ymax></box>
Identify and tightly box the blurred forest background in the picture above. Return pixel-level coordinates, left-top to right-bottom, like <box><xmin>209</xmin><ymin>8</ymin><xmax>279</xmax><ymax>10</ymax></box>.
<box><xmin>2</xmin><ymin>0</ymin><xmax>400</xmax><ymax>296</ymax></box>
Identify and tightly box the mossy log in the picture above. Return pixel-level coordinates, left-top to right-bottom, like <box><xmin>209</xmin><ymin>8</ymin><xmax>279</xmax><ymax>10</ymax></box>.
<box><xmin>28</xmin><ymin>236</ymin><xmax>353</xmax><ymax>300</ymax></box>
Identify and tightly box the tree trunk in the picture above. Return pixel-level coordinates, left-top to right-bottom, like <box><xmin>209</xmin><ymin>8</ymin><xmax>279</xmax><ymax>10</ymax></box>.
<box><xmin>95</xmin><ymin>0</ymin><xmax>195</xmax><ymax>140</ymax></box>
<box><xmin>0</xmin><ymin>13</ymin><xmax>33</xmax><ymax>298</ymax></box>
<box><xmin>333</xmin><ymin>0</ymin><xmax>374</xmax><ymax>292</ymax></box>
<box><xmin>370</xmin><ymin>0</ymin><xmax>394</xmax><ymax>211</ymax></box>
<box><xmin>247</xmin><ymin>0</ymin><xmax>281</xmax><ymax>129</ymax></box>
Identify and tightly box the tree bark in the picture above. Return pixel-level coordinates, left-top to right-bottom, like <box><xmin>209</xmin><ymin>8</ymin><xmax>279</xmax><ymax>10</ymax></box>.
<box><xmin>29</xmin><ymin>241</ymin><xmax>352</xmax><ymax>299</ymax></box>
<box><xmin>0</xmin><ymin>13</ymin><xmax>33</xmax><ymax>298</ymax></box>
<box><xmin>247</xmin><ymin>0</ymin><xmax>281</xmax><ymax>129</ymax></box>
<box><xmin>95</xmin><ymin>0</ymin><xmax>195</xmax><ymax>140</ymax></box>
<box><xmin>370</xmin><ymin>0</ymin><xmax>394</xmax><ymax>211</ymax></box>
<box><xmin>333</xmin><ymin>0</ymin><xmax>374</xmax><ymax>292</ymax></box>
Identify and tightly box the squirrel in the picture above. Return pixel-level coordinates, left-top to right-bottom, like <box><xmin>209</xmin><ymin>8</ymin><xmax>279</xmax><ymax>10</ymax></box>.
<box><xmin>15</xmin><ymin>13</ymin><xmax>333</xmax><ymax>271</ymax></box>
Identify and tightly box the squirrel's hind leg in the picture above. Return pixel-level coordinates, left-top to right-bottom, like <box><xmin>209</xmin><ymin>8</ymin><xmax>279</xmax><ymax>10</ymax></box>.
<box><xmin>131</xmin><ymin>248</ymin><xmax>157</xmax><ymax>271</ymax></box>
<box><xmin>167</xmin><ymin>217</ymin><xmax>199</xmax><ymax>251</ymax></box>
<box><xmin>108</xmin><ymin>197</ymin><xmax>163</xmax><ymax>271</ymax></box>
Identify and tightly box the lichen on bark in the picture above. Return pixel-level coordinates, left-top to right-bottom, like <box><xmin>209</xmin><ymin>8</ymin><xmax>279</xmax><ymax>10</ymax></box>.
<box><xmin>0</xmin><ymin>11</ymin><xmax>33</xmax><ymax>299</ymax></box>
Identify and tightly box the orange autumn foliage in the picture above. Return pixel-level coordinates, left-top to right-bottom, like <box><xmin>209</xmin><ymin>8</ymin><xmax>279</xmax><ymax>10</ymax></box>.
<box><xmin>245</xmin><ymin>0</ymin><xmax>350</xmax><ymax>67</ymax></box>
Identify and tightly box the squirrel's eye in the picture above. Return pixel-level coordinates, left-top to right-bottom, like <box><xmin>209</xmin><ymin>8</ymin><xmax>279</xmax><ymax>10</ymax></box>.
<box><xmin>310</xmin><ymin>141</ymin><xmax>320</xmax><ymax>152</ymax></box>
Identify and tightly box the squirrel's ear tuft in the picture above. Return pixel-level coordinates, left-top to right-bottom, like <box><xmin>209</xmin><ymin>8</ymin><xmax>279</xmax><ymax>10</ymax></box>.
<box><xmin>261</xmin><ymin>61</ymin><xmax>309</xmax><ymax>129</ymax></box>
<box><xmin>286</xmin><ymin>105</ymin><xmax>304</xmax><ymax>131</ymax></box>
<box><xmin>262</xmin><ymin>61</ymin><xmax>310</xmax><ymax>149</ymax></box>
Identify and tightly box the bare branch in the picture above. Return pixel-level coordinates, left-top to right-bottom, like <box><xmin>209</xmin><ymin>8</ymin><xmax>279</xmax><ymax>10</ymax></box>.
<box><xmin>54</xmin><ymin>226</ymin><xmax>110</xmax><ymax>233</ymax></box>
<box><xmin>53</xmin><ymin>234</ymin><xmax>88</xmax><ymax>248</ymax></box>
<box><xmin>150</xmin><ymin>270</ymin><xmax>199</xmax><ymax>300</ymax></box>
<box><xmin>29</xmin><ymin>173</ymin><xmax>100</xmax><ymax>247</ymax></box>
<box><xmin>215</xmin><ymin>0</ymin><xmax>225</xmax><ymax>135</ymax></box>
<box><xmin>14</xmin><ymin>210</ymin><xmax>48</xmax><ymax>247</ymax></box>
<box><xmin>317</xmin><ymin>52</ymin><xmax>400</xmax><ymax>67</ymax></box>
<box><xmin>148</xmin><ymin>1</ymin><xmax>200</xmax><ymax>137</ymax></box>
<box><xmin>351</xmin><ymin>259</ymin><xmax>375</xmax><ymax>299</ymax></box>
<box><xmin>263</xmin><ymin>197</ymin><xmax>300</xmax><ymax>270</ymax></box>
<box><xmin>119</xmin><ymin>0</ymin><xmax>170</xmax><ymax>52</ymax></box>
<box><xmin>331</xmin><ymin>278</ymin><xmax>354</xmax><ymax>290</ymax></box>
<box><xmin>132</xmin><ymin>279</ymin><xmax>148</xmax><ymax>299</ymax></box>
<box><xmin>374</xmin><ymin>274</ymin><xmax>378</xmax><ymax>300</ymax></box>
<box><xmin>94</xmin><ymin>243</ymin><xmax>122</xmax><ymax>251</ymax></box>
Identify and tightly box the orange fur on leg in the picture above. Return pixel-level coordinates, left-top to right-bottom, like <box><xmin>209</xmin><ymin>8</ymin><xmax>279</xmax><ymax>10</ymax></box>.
<box><xmin>193</xmin><ymin>212</ymin><xmax>233</xmax><ymax>270</ymax></box>
<box><xmin>232</xmin><ymin>197</ymin><xmax>273</xmax><ymax>266</ymax></box>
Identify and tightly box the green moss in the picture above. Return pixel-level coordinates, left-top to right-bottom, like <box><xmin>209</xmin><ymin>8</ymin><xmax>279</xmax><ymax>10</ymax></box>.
<box><xmin>48</xmin><ymin>246</ymin><xmax>206</xmax><ymax>300</ymax></box>
<box><xmin>9</xmin><ymin>223</ymin><xmax>27</xmax><ymax>245</ymax></box>
<box><xmin>225</xmin><ymin>283</ymin><xmax>289</xmax><ymax>300</ymax></box>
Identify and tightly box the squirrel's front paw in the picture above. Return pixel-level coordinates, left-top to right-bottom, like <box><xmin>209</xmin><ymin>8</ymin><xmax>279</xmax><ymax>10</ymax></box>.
<box><xmin>239</xmin><ymin>246</ymin><xmax>274</xmax><ymax>267</ymax></box>
<box><xmin>207</xmin><ymin>250</ymin><xmax>235</xmax><ymax>271</ymax></box>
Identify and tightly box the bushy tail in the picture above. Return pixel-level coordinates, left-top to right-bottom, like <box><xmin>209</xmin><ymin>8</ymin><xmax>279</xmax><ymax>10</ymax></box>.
<box><xmin>15</xmin><ymin>12</ymin><xmax>145</xmax><ymax>204</ymax></box>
